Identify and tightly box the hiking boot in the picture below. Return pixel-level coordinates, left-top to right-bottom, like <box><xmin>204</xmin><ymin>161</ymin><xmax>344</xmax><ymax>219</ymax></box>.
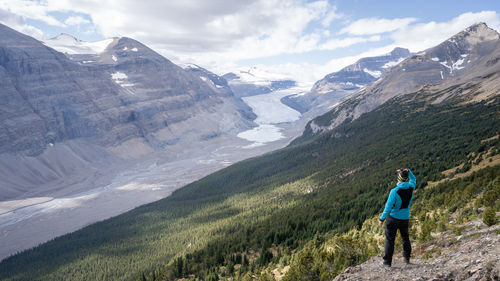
<box><xmin>382</xmin><ymin>262</ymin><xmax>391</xmax><ymax>270</ymax></box>
<box><xmin>404</xmin><ymin>257</ymin><xmax>411</xmax><ymax>265</ymax></box>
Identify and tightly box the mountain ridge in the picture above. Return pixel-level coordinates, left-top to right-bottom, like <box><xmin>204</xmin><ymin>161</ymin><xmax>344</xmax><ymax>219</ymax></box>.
<box><xmin>295</xmin><ymin>22</ymin><xmax>500</xmax><ymax>142</ymax></box>
<box><xmin>280</xmin><ymin>47</ymin><xmax>410</xmax><ymax>115</ymax></box>
<box><xmin>0</xmin><ymin>22</ymin><xmax>499</xmax><ymax>281</ymax></box>
<box><xmin>0</xmin><ymin>22</ymin><xmax>255</xmax><ymax>199</ymax></box>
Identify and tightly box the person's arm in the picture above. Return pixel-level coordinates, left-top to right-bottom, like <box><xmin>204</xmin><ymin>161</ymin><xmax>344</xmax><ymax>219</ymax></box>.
<box><xmin>408</xmin><ymin>169</ymin><xmax>416</xmax><ymax>188</ymax></box>
<box><xmin>380</xmin><ymin>190</ymin><xmax>396</xmax><ymax>222</ymax></box>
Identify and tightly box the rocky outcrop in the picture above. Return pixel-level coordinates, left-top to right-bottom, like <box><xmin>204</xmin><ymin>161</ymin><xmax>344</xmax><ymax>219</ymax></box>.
<box><xmin>333</xmin><ymin>222</ymin><xmax>500</xmax><ymax>281</ymax></box>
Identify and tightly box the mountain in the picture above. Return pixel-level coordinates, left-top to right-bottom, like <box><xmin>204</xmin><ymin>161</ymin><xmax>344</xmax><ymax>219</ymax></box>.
<box><xmin>0</xmin><ymin>24</ymin><xmax>255</xmax><ymax>200</ymax></box>
<box><xmin>313</xmin><ymin>47</ymin><xmax>410</xmax><ymax>94</ymax></box>
<box><xmin>1</xmin><ymin>24</ymin><xmax>498</xmax><ymax>281</ymax></box>
<box><xmin>297</xmin><ymin>23</ymin><xmax>500</xmax><ymax>141</ymax></box>
<box><xmin>222</xmin><ymin>67</ymin><xmax>296</xmax><ymax>97</ymax></box>
<box><xmin>281</xmin><ymin>47</ymin><xmax>410</xmax><ymax>114</ymax></box>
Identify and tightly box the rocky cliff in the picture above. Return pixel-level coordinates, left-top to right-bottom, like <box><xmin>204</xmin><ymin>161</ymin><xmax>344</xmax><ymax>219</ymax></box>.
<box><xmin>299</xmin><ymin>23</ymin><xmax>500</xmax><ymax>139</ymax></box>
<box><xmin>0</xmin><ymin>24</ymin><xmax>255</xmax><ymax>200</ymax></box>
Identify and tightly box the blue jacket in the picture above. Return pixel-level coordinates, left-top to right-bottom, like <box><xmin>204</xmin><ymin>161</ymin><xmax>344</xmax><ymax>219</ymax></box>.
<box><xmin>380</xmin><ymin>169</ymin><xmax>416</xmax><ymax>221</ymax></box>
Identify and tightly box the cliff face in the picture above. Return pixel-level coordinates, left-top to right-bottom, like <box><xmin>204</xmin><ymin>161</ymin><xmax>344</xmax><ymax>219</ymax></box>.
<box><xmin>0</xmin><ymin>23</ymin><xmax>256</xmax><ymax>200</ymax></box>
<box><xmin>0</xmin><ymin>24</ymin><xmax>255</xmax><ymax>156</ymax></box>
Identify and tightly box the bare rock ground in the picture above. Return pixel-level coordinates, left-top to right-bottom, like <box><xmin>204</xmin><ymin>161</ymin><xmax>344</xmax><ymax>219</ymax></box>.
<box><xmin>334</xmin><ymin>222</ymin><xmax>500</xmax><ymax>281</ymax></box>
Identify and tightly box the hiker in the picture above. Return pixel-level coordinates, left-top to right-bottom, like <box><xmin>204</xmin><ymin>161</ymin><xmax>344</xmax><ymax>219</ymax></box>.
<box><xmin>379</xmin><ymin>168</ymin><xmax>416</xmax><ymax>268</ymax></box>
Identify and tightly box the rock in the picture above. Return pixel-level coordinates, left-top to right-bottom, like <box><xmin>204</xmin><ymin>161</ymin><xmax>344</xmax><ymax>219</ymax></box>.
<box><xmin>300</xmin><ymin>23</ymin><xmax>500</xmax><ymax>140</ymax></box>
<box><xmin>0</xmin><ymin>23</ymin><xmax>256</xmax><ymax>200</ymax></box>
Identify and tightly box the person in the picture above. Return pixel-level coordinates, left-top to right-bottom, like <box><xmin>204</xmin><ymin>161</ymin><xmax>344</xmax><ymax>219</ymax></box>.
<box><xmin>379</xmin><ymin>168</ymin><xmax>416</xmax><ymax>268</ymax></box>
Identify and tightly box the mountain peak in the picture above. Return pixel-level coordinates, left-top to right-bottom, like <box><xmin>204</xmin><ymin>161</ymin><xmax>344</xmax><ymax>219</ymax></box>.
<box><xmin>49</xmin><ymin>33</ymin><xmax>80</xmax><ymax>42</ymax></box>
<box><xmin>44</xmin><ymin>34</ymin><xmax>114</xmax><ymax>55</ymax></box>
<box><xmin>390</xmin><ymin>47</ymin><xmax>410</xmax><ymax>58</ymax></box>
<box><xmin>447</xmin><ymin>22</ymin><xmax>500</xmax><ymax>46</ymax></box>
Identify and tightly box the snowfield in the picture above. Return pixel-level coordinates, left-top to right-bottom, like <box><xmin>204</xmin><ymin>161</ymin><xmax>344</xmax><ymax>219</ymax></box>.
<box><xmin>44</xmin><ymin>34</ymin><xmax>114</xmax><ymax>55</ymax></box>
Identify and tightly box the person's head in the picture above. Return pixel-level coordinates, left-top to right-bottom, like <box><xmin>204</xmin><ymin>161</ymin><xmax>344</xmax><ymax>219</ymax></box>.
<box><xmin>397</xmin><ymin>168</ymin><xmax>409</xmax><ymax>182</ymax></box>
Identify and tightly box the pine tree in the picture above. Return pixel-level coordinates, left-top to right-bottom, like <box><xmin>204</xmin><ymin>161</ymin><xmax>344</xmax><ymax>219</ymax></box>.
<box><xmin>483</xmin><ymin>207</ymin><xmax>497</xmax><ymax>226</ymax></box>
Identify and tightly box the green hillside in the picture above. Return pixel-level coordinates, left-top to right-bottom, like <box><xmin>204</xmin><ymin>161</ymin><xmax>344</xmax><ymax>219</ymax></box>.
<box><xmin>0</xmin><ymin>87</ymin><xmax>499</xmax><ymax>281</ymax></box>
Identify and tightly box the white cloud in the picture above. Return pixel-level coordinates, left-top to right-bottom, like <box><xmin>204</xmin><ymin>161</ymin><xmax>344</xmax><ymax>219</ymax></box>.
<box><xmin>2</xmin><ymin>0</ymin><xmax>499</xmax><ymax>88</ymax></box>
<box><xmin>339</xmin><ymin>17</ymin><xmax>417</xmax><ymax>35</ymax></box>
<box><xmin>38</xmin><ymin>0</ymin><xmax>344</xmax><ymax>63</ymax></box>
<box><xmin>318</xmin><ymin>35</ymin><xmax>381</xmax><ymax>50</ymax></box>
<box><xmin>0</xmin><ymin>8</ymin><xmax>43</xmax><ymax>38</ymax></box>
<box><xmin>391</xmin><ymin>11</ymin><xmax>500</xmax><ymax>52</ymax></box>
<box><xmin>0</xmin><ymin>0</ymin><xmax>65</xmax><ymax>27</ymax></box>
<box><xmin>64</xmin><ymin>15</ymin><xmax>90</xmax><ymax>26</ymax></box>
<box><xmin>321</xmin><ymin>6</ymin><xmax>343</xmax><ymax>27</ymax></box>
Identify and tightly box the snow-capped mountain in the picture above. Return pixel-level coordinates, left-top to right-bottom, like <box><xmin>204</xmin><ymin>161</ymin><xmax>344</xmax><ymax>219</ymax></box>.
<box><xmin>222</xmin><ymin>67</ymin><xmax>296</xmax><ymax>97</ymax></box>
<box><xmin>311</xmin><ymin>47</ymin><xmax>410</xmax><ymax>94</ymax></box>
<box><xmin>299</xmin><ymin>23</ymin><xmax>500</xmax><ymax>138</ymax></box>
<box><xmin>44</xmin><ymin>33</ymin><xmax>114</xmax><ymax>55</ymax></box>
<box><xmin>0</xmin><ymin>24</ymin><xmax>255</xmax><ymax>200</ymax></box>
<box><xmin>281</xmin><ymin>47</ymin><xmax>410</xmax><ymax>115</ymax></box>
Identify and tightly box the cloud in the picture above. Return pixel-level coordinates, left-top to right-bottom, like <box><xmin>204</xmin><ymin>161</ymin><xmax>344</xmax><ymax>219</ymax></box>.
<box><xmin>318</xmin><ymin>35</ymin><xmax>381</xmax><ymax>50</ymax></box>
<box><xmin>2</xmin><ymin>1</ymin><xmax>499</xmax><ymax>86</ymax></box>
<box><xmin>39</xmin><ymin>0</ymin><xmax>344</xmax><ymax>62</ymax></box>
<box><xmin>64</xmin><ymin>15</ymin><xmax>90</xmax><ymax>26</ymax></box>
<box><xmin>339</xmin><ymin>17</ymin><xmax>417</xmax><ymax>35</ymax></box>
<box><xmin>0</xmin><ymin>8</ymin><xmax>43</xmax><ymax>38</ymax></box>
<box><xmin>391</xmin><ymin>11</ymin><xmax>500</xmax><ymax>52</ymax></box>
<box><xmin>0</xmin><ymin>0</ymin><xmax>65</xmax><ymax>27</ymax></box>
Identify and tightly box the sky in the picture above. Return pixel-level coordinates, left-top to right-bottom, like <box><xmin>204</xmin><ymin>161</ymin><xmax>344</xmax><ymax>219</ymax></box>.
<box><xmin>0</xmin><ymin>0</ymin><xmax>499</xmax><ymax>83</ymax></box>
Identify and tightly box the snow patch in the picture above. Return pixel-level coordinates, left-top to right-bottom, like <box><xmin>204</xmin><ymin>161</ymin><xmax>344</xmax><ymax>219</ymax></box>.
<box><xmin>123</xmin><ymin>47</ymin><xmax>128</xmax><ymax>51</ymax></box>
<box><xmin>363</xmin><ymin>68</ymin><xmax>381</xmax><ymax>78</ymax></box>
<box><xmin>440</xmin><ymin>58</ymin><xmax>465</xmax><ymax>74</ymax></box>
<box><xmin>112</xmin><ymin>72</ymin><xmax>127</xmax><ymax>80</ymax></box>
<box><xmin>431</xmin><ymin>57</ymin><xmax>440</xmax><ymax>62</ymax></box>
<box><xmin>382</xmin><ymin>58</ymin><xmax>404</xmax><ymax>69</ymax></box>
<box><xmin>112</xmin><ymin>55</ymin><xmax>117</xmax><ymax>62</ymax></box>
<box><xmin>440</xmin><ymin>71</ymin><xmax>444</xmax><ymax>79</ymax></box>
<box><xmin>131</xmin><ymin>47</ymin><xmax>138</xmax><ymax>52</ymax></box>
<box><xmin>44</xmin><ymin>34</ymin><xmax>114</xmax><ymax>55</ymax></box>
<box><xmin>111</xmin><ymin>72</ymin><xmax>134</xmax><ymax>87</ymax></box>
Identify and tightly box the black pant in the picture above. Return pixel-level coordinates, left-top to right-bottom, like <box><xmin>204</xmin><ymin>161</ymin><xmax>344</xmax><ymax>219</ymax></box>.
<box><xmin>383</xmin><ymin>215</ymin><xmax>411</xmax><ymax>266</ymax></box>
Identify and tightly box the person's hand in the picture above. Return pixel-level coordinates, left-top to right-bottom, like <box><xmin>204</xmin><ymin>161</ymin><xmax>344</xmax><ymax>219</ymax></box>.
<box><xmin>379</xmin><ymin>220</ymin><xmax>384</xmax><ymax>227</ymax></box>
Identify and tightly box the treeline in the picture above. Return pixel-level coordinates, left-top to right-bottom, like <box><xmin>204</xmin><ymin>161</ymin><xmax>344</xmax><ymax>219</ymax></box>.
<box><xmin>0</xmin><ymin>93</ymin><xmax>498</xmax><ymax>280</ymax></box>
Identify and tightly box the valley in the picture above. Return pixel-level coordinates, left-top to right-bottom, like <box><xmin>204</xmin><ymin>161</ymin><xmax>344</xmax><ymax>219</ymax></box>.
<box><xmin>0</xmin><ymin>11</ymin><xmax>499</xmax><ymax>281</ymax></box>
<box><xmin>0</xmin><ymin>84</ymin><xmax>311</xmax><ymax>261</ymax></box>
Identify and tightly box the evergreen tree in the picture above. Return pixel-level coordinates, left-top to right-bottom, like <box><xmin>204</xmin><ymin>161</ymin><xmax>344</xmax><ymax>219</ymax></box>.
<box><xmin>483</xmin><ymin>207</ymin><xmax>497</xmax><ymax>226</ymax></box>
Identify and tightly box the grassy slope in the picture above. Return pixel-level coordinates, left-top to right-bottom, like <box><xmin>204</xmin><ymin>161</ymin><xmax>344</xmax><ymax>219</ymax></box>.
<box><xmin>281</xmin><ymin>164</ymin><xmax>500</xmax><ymax>281</ymax></box>
<box><xmin>0</xmin><ymin>90</ymin><xmax>499</xmax><ymax>280</ymax></box>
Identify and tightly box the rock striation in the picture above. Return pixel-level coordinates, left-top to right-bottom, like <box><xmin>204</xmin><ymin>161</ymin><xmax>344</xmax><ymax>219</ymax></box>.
<box><xmin>300</xmin><ymin>23</ymin><xmax>500</xmax><ymax>138</ymax></box>
<box><xmin>0</xmin><ymin>23</ymin><xmax>255</xmax><ymax>199</ymax></box>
